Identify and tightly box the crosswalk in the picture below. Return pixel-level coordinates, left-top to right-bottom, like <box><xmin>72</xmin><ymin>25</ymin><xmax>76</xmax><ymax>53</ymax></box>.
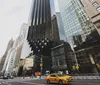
<box><xmin>0</xmin><ymin>81</ymin><xmax>11</xmax><ymax>85</ymax></box>
<box><xmin>72</xmin><ymin>76</ymin><xmax>100</xmax><ymax>79</ymax></box>
<box><xmin>0</xmin><ymin>77</ymin><xmax>37</xmax><ymax>83</ymax></box>
<box><xmin>0</xmin><ymin>77</ymin><xmax>40</xmax><ymax>85</ymax></box>
<box><xmin>0</xmin><ymin>75</ymin><xmax>100</xmax><ymax>84</ymax></box>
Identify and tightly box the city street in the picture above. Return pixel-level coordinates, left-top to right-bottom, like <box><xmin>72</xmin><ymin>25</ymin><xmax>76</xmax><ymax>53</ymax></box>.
<box><xmin>0</xmin><ymin>79</ymin><xmax>100</xmax><ymax>85</ymax></box>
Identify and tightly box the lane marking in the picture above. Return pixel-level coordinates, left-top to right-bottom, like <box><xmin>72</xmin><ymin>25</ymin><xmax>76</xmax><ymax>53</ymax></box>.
<box><xmin>8</xmin><ymin>84</ymin><xmax>11</xmax><ymax>85</ymax></box>
<box><xmin>88</xmin><ymin>83</ymin><xmax>95</xmax><ymax>84</ymax></box>
<box><xmin>2</xmin><ymin>82</ymin><xmax>5</xmax><ymax>84</ymax></box>
<box><xmin>16</xmin><ymin>81</ymin><xmax>46</xmax><ymax>85</ymax></box>
<box><xmin>88</xmin><ymin>83</ymin><xmax>100</xmax><ymax>84</ymax></box>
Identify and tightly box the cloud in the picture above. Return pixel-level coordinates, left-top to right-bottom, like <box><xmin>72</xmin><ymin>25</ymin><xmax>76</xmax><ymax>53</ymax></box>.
<box><xmin>50</xmin><ymin>0</ymin><xmax>55</xmax><ymax>15</ymax></box>
<box><xmin>0</xmin><ymin>0</ymin><xmax>55</xmax><ymax>57</ymax></box>
<box><xmin>0</xmin><ymin>0</ymin><xmax>32</xmax><ymax>57</ymax></box>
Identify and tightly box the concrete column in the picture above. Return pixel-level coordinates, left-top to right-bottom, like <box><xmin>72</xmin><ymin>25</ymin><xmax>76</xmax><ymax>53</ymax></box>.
<box><xmin>89</xmin><ymin>54</ymin><xmax>98</xmax><ymax>74</ymax></box>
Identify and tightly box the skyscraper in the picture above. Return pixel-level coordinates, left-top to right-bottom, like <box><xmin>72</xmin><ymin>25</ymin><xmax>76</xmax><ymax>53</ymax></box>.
<box><xmin>0</xmin><ymin>39</ymin><xmax>14</xmax><ymax>72</ymax></box>
<box><xmin>81</xmin><ymin>0</ymin><xmax>100</xmax><ymax>74</ymax></box>
<box><xmin>54</xmin><ymin>0</ymin><xmax>66</xmax><ymax>42</ymax></box>
<box><xmin>51</xmin><ymin>15</ymin><xmax>77</xmax><ymax>73</ymax></box>
<box><xmin>55</xmin><ymin>0</ymin><xmax>95</xmax><ymax>48</ymax></box>
<box><xmin>81</xmin><ymin>0</ymin><xmax>100</xmax><ymax>35</ymax></box>
<box><xmin>27</xmin><ymin>0</ymin><xmax>51</xmax><ymax>42</ymax></box>
<box><xmin>4</xmin><ymin>23</ymin><xmax>31</xmax><ymax>74</ymax></box>
<box><xmin>54</xmin><ymin>0</ymin><xmax>99</xmax><ymax>73</ymax></box>
<box><xmin>51</xmin><ymin>14</ymin><xmax>66</xmax><ymax>45</ymax></box>
<box><xmin>54</xmin><ymin>0</ymin><xmax>82</xmax><ymax>48</ymax></box>
<box><xmin>27</xmin><ymin>0</ymin><xmax>53</xmax><ymax>74</ymax></box>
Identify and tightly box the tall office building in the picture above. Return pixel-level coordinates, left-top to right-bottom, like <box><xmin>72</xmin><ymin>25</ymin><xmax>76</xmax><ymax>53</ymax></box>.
<box><xmin>54</xmin><ymin>0</ymin><xmax>99</xmax><ymax>73</ymax></box>
<box><xmin>51</xmin><ymin>15</ymin><xmax>60</xmax><ymax>43</ymax></box>
<box><xmin>55</xmin><ymin>0</ymin><xmax>95</xmax><ymax>48</ymax></box>
<box><xmin>27</xmin><ymin>0</ymin><xmax>55</xmax><ymax>74</ymax></box>
<box><xmin>80</xmin><ymin>0</ymin><xmax>100</xmax><ymax>73</ymax></box>
<box><xmin>51</xmin><ymin>15</ymin><xmax>76</xmax><ymax>73</ymax></box>
<box><xmin>0</xmin><ymin>39</ymin><xmax>14</xmax><ymax>72</ymax></box>
<box><xmin>2</xmin><ymin>48</ymin><xmax>14</xmax><ymax>72</ymax></box>
<box><xmin>13</xmin><ymin>23</ymin><xmax>31</xmax><ymax>74</ymax></box>
<box><xmin>81</xmin><ymin>0</ymin><xmax>100</xmax><ymax>35</ymax></box>
<box><xmin>4</xmin><ymin>23</ymin><xmax>31</xmax><ymax>74</ymax></box>
<box><xmin>27</xmin><ymin>0</ymin><xmax>51</xmax><ymax>42</ymax></box>
<box><xmin>0</xmin><ymin>57</ymin><xmax>2</xmax><ymax>63</ymax></box>
<box><xmin>54</xmin><ymin>0</ymin><xmax>66</xmax><ymax>42</ymax></box>
<box><xmin>54</xmin><ymin>0</ymin><xmax>81</xmax><ymax>48</ymax></box>
<box><xmin>18</xmin><ymin>23</ymin><xmax>32</xmax><ymax>59</ymax></box>
<box><xmin>51</xmin><ymin>14</ymin><xmax>66</xmax><ymax>45</ymax></box>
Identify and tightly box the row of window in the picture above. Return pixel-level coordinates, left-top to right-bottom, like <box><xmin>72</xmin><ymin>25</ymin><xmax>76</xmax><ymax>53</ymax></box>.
<box><xmin>89</xmin><ymin>0</ymin><xmax>100</xmax><ymax>12</ymax></box>
<box><xmin>52</xmin><ymin>58</ymin><xmax>66</xmax><ymax>66</ymax></box>
<box><xmin>90</xmin><ymin>0</ymin><xmax>99</xmax><ymax>6</ymax></box>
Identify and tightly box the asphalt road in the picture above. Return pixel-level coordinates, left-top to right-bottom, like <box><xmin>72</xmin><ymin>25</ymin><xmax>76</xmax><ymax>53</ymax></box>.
<box><xmin>0</xmin><ymin>79</ymin><xmax>100</xmax><ymax>85</ymax></box>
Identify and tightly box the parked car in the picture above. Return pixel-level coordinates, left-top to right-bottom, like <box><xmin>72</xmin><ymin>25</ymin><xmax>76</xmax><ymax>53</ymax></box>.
<box><xmin>0</xmin><ymin>76</ymin><xmax>3</xmax><ymax>79</ymax></box>
<box><xmin>3</xmin><ymin>73</ymin><xmax>14</xmax><ymax>79</ymax></box>
<box><xmin>3</xmin><ymin>75</ymin><xmax>8</xmax><ymax>79</ymax></box>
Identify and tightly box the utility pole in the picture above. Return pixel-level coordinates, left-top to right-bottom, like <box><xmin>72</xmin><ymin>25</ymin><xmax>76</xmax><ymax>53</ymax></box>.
<box><xmin>40</xmin><ymin>55</ymin><xmax>43</xmax><ymax>75</ymax></box>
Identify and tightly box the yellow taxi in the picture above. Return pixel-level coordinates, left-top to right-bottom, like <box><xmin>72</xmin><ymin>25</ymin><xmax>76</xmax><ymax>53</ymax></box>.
<box><xmin>46</xmin><ymin>73</ymin><xmax>72</xmax><ymax>85</ymax></box>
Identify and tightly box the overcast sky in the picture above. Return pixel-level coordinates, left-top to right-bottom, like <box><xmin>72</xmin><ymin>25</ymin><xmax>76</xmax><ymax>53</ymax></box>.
<box><xmin>0</xmin><ymin>0</ymin><xmax>55</xmax><ymax>57</ymax></box>
<box><xmin>0</xmin><ymin>0</ymin><xmax>32</xmax><ymax>57</ymax></box>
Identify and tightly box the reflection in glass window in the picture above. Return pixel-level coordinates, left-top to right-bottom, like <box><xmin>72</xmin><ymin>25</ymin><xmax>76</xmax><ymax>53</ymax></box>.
<box><xmin>97</xmin><ymin>7</ymin><xmax>100</xmax><ymax>12</ymax></box>
<box><xmin>59</xmin><ymin>59</ymin><xmax>66</xmax><ymax>65</ymax></box>
<box><xmin>89</xmin><ymin>0</ymin><xmax>95</xmax><ymax>2</ymax></box>
<box><xmin>92</xmin><ymin>2</ymin><xmax>99</xmax><ymax>7</ymax></box>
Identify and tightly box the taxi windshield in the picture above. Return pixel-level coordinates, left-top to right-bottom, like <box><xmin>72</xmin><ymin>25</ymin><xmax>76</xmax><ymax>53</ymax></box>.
<box><xmin>57</xmin><ymin>74</ymin><xmax>66</xmax><ymax>77</ymax></box>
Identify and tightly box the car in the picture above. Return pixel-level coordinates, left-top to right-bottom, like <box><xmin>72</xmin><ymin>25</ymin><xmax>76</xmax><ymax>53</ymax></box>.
<box><xmin>8</xmin><ymin>75</ymin><xmax>14</xmax><ymax>79</ymax></box>
<box><xmin>3</xmin><ymin>75</ymin><xmax>8</xmax><ymax>79</ymax></box>
<box><xmin>64</xmin><ymin>75</ymin><xmax>73</xmax><ymax>82</ymax></box>
<box><xmin>2</xmin><ymin>73</ymin><xmax>14</xmax><ymax>79</ymax></box>
<box><xmin>0</xmin><ymin>76</ymin><xmax>3</xmax><ymax>79</ymax></box>
<box><xmin>46</xmin><ymin>73</ymin><xmax>73</xmax><ymax>85</ymax></box>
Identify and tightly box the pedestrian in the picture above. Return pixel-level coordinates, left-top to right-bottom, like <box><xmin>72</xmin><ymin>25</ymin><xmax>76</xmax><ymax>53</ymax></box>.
<box><xmin>39</xmin><ymin>72</ymin><xmax>41</xmax><ymax>80</ymax></box>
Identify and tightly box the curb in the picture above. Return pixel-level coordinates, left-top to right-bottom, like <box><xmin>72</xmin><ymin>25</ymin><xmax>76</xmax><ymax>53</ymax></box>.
<box><xmin>72</xmin><ymin>76</ymin><xmax>100</xmax><ymax>80</ymax></box>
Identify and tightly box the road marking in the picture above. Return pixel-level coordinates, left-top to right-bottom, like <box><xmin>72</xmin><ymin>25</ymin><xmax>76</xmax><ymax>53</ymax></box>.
<box><xmin>88</xmin><ymin>83</ymin><xmax>97</xmax><ymax>84</ymax></box>
<box><xmin>17</xmin><ymin>81</ymin><xmax>46</xmax><ymax>85</ymax></box>
<box><xmin>8</xmin><ymin>84</ymin><xmax>11</xmax><ymax>85</ymax></box>
<box><xmin>2</xmin><ymin>82</ymin><xmax>5</xmax><ymax>83</ymax></box>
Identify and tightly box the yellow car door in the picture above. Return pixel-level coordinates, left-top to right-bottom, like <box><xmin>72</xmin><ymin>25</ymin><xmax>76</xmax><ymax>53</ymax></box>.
<box><xmin>51</xmin><ymin>74</ymin><xmax>59</xmax><ymax>83</ymax></box>
<box><xmin>49</xmin><ymin>75</ymin><xmax>55</xmax><ymax>82</ymax></box>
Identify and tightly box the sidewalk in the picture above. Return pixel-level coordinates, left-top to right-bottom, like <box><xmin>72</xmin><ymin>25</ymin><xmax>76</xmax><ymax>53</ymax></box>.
<box><xmin>72</xmin><ymin>76</ymin><xmax>100</xmax><ymax>79</ymax></box>
<box><xmin>15</xmin><ymin>76</ymin><xmax>39</xmax><ymax>80</ymax></box>
<box><xmin>15</xmin><ymin>75</ymin><xmax>100</xmax><ymax>80</ymax></box>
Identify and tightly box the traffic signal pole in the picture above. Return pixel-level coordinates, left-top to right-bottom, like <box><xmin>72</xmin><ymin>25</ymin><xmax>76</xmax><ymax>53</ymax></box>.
<box><xmin>40</xmin><ymin>55</ymin><xmax>43</xmax><ymax>75</ymax></box>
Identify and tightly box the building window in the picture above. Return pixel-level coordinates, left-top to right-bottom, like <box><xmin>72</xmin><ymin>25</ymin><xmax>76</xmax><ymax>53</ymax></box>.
<box><xmin>50</xmin><ymin>75</ymin><xmax>57</xmax><ymax>77</ymax></box>
<box><xmin>95</xmin><ymin>22</ymin><xmax>100</xmax><ymax>29</ymax></box>
<box><xmin>59</xmin><ymin>59</ymin><xmax>66</xmax><ymax>66</ymax></box>
<box><xmin>89</xmin><ymin>0</ymin><xmax>95</xmax><ymax>2</ymax></box>
<box><xmin>96</xmin><ymin>7</ymin><xmax>100</xmax><ymax>12</ymax></box>
<box><xmin>92</xmin><ymin>2</ymin><xmax>99</xmax><ymax>7</ymax></box>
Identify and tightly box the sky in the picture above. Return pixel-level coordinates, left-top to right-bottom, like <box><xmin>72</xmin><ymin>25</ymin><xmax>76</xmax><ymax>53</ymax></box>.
<box><xmin>0</xmin><ymin>0</ymin><xmax>32</xmax><ymax>57</ymax></box>
<box><xmin>50</xmin><ymin>0</ymin><xmax>55</xmax><ymax>15</ymax></box>
<box><xmin>0</xmin><ymin>0</ymin><xmax>55</xmax><ymax>57</ymax></box>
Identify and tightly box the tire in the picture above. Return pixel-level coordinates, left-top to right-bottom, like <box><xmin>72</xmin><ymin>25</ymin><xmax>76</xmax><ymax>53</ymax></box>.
<box><xmin>59</xmin><ymin>80</ymin><xmax>63</xmax><ymax>85</ymax></box>
<box><xmin>47</xmin><ymin>80</ymin><xmax>50</xmax><ymax>84</ymax></box>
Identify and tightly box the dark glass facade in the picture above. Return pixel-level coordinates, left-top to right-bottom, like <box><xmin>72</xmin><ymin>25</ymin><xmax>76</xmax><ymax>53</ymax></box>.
<box><xmin>27</xmin><ymin>0</ymin><xmax>51</xmax><ymax>41</ymax></box>
<box><xmin>27</xmin><ymin>0</ymin><xmax>52</xmax><ymax>74</ymax></box>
